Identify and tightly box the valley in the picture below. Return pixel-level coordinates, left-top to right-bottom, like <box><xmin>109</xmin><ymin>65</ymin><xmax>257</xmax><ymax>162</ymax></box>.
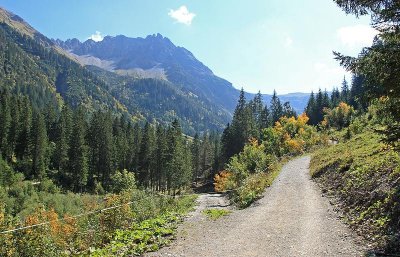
<box><xmin>0</xmin><ymin>1</ymin><xmax>399</xmax><ymax>256</ymax></box>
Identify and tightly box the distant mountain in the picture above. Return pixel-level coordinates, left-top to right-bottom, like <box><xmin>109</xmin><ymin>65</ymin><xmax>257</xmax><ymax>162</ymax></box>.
<box><xmin>55</xmin><ymin>33</ymin><xmax>241</xmax><ymax>113</ymax></box>
<box><xmin>55</xmin><ymin>34</ymin><xmax>310</xmax><ymax>115</ymax></box>
<box><xmin>0</xmin><ymin>7</ymin><xmax>310</xmax><ymax>134</ymax></box>
<box><xmin>0</xmin><ymin>7</ymin><xmax>128</xmax><ymax>114</ymax></box>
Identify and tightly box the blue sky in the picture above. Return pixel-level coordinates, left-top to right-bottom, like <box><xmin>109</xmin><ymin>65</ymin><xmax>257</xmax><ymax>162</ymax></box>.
<box><xmin>1</xmin><ymin>0</ymin><xmax>377</xmax><ymax>94</ymax></box>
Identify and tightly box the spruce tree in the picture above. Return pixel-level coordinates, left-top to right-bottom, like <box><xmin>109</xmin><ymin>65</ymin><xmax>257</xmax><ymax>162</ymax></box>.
<box><xmin>68</xmin><ymin>108</ymin><xmax>89</xmax><ymax>192</ymax></box>
<box><xmin>138</xmin><ymin>122</ymin><xmax>155</xmax><ymax>188</ymax></box>
<box><xmin>53</xmin><ymin>105</ymin><xmax>72</xmax><ymax>182</ymax></box>
<box><xmin>260</xmin><ymin>105</ymin><xmax>271</xmax><ymax>129</ymax></box>
<box><xmin>0</xmin><ymin>91</ymin><xmax>11</xmax><ymax>159</ymax></box>
<box><xmin>31</xmin><ymin>112</ymin><xmax>48</xmax><ymax>180</ymax></box>
<box><xmin>282</xmin><ymin>102</ymin><xmax>296</xmax><ymax>118</ymax></box>
<box><xmin>191</xmin><ymin>133</ymin><xmax>201</xmax><ymax>183</ymax></box>
<box><xmin>341</xmin><ymin>76</ymin><xmax>350</xmax><ymax>103</ymax></box>
<box><xmin>270</xmin><ymin>90</ymin><xmax>283</xmax><ymax>123</ymax></box>
<box><xmin>305</xmin><ymin>91</ymin><xmax>317</xmax><ymax>125</ymax></box>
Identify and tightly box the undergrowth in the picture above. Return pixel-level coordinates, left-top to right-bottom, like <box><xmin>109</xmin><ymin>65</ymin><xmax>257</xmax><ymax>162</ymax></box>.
<box><xmin>310</xmin><ymin>130</ymin><xmax>400</xmax><ymax>253</ymax></box>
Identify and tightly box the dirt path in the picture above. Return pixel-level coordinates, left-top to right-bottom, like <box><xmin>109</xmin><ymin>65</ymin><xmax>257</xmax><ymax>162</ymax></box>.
<box><xmin>146</xmin><ymin>156</ymin><xmax>365</xmax><ymax>257</ymax></box>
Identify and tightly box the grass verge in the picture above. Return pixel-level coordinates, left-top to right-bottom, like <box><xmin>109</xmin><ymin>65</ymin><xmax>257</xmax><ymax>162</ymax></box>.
<box><xmin>310</xmin><ymin>130</ymin><xmax>400</xmax><ymax>254</ymax></box>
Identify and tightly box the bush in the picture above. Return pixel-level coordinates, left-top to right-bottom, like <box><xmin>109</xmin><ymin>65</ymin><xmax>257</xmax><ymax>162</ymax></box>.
<box><xmin>225</xmin><ymin>139</ymin><xmax>275</xmax><ymax>186</ymax></box>
<box><xmin>322</xmin><ymin>102</ymin><xmax>355</xmax><ymax>130</ymax></box>
<box><xmin>110</xmin><ymin>169</ymin><xmax>136</xmax><ymax>194</ymax></box>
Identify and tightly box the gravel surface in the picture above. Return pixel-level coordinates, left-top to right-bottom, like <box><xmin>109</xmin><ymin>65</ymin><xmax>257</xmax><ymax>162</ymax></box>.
<box><xmin>146</xmin><ymin>156</ymin><xmax>366</xmax><ymax>257</ymax></box>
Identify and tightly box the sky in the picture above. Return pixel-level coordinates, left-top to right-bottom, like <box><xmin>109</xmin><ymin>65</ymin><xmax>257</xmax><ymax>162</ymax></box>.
<box><xmin>0</xmin><ymin>0</ymin><xmax>377</xmax><ymax>94</ymax></box>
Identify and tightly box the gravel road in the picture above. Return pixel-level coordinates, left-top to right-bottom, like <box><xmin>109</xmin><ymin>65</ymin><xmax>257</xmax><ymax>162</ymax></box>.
<box><xmin>146</xmin><ymin>156</ymin><xmax>365</xmax><ymax>257</ymax></box>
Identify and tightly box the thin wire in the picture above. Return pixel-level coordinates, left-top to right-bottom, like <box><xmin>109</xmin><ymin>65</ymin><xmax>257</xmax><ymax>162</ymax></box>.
<box><xmin>0</xmin><ymin>193</ymin><xmax>192</xmax><ymax>234</ymax></box>
<box><xmin>0</xmin><ymin>201</ymin><xmax>134</xmax><ymax>234</ymax></box>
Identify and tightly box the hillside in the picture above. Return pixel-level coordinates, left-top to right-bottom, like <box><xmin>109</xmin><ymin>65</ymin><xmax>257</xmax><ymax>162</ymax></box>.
<box><xmin>56</xmin><ymin>35</ymin><xmax>310</xmax><ymax>116</ymax></box>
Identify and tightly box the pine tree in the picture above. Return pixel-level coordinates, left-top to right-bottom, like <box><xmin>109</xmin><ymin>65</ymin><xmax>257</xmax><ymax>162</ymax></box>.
<box><xmin>220</xmin><ymin>123</ymin><xmax>233</xmax><ymax>164</ymax></box>
<box><xmin>341</xmin><ymin>76</ymin><xmax>350</xmax><ymax>103</ymax></box>
<box><xmin>260</xmin><ymin>105</ymin><xmax>271</xmax><ymax>129</ymax></box>
<box><xmin>200</xmin><ymin>133</ymin><xmax>212</xmax><ymax>179</ymax></box>
<box><xmin>166</xmin><ymin>119</ymin><xmax>192</xmax><ymax>194</ymax></box>
<box><xmin>252</xmin><ymin>91</ymin><xmax>264</xmax><ymax>130</ymax></box>
<box><xmin>191</xmin><ymin>133</ymin><xmax>201</xmax><ymax>183</ymax></box>
<box><xmin>323</xmin><ymin>89</ymin><xmax>331</xmax><ymax>108</ymax></box>
<box><xmin>315</xmin><ymin>89</ymin><xmax>325</xmax><ymax>123</ymax></box>
<box><xmin>88</xmin><ymin>111</ymin><xmax>114</xmax><ymax>189</ymax></box>
<box><xmin>305</xmin><ymin>91</ymin><xmax>317</xmax><ymax>125</ymax></box>
<box><xmin>270</xmin><ymin>90</ymin><xmax>283</xmax><ymax>123</ymax></box>
<box><xmin>282</xmin><ymin>101</ymin><xmax>296</xmax><ymax>118</ymax></box>
<box><xmin>153</xmin><ymin>125</ymin><xmax>167</xmax><ymax>191</ymax></box>
<box><xmin>138</xmin><ymin>122</ymin><xmax>155</xmax><ymax>188</ymax></box>
<box><xmin>0</xmin><ymin>91</ymin><xmax>11</xmax><ymax>159</ymax></box>
<box><xmin>228</xmin><ymin>89</ymin><xmax>248</xmax><ymax>158</ymax></box>
<box><xmin>53</xmin><ymin>105</ymin><xmax>72</xmax><ymax>182</ymax></box>
<box><xmin>31</xmin><ymin>112</ymin><xmax>48</xmax><ymax>180</ymax></box>
<box><xmin>15</xmin><ymin>97</ymin><xmax>32</xmax><ymax>161</ymax></box>
<box><xmin>68</xmin><ymin>108</ymin><xmax>89</xmax><ymax>192</ymax></box>
<box><xmin>350</xmin><ymin>74</ymin><xmax>368</xmax><ymax>110</ymax></box>
<box><xmin>331</xmin><ymin>87</ymin><xmax>341</xmax><ymax>107</ymax></box>
<box><xmin>7</xmin><ymin>95</ymin><xmax>21</xmax><ymax>161</ymax></box>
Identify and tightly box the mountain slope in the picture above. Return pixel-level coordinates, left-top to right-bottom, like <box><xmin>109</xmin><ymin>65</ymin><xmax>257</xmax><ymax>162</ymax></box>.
<box><xmin>0</xmin><ymin>8</ymin><xmax>230</xmax><ymax>133</ymax></box>
<box><xmin>0</xmin><ymin>8</ymin><xmax>128</xmax><ymax>115</ymax></box>
<box><xmin>56</xmin><ymin>33</ymin><xmax>241</xmax><ymax>113</ymax></box>
<box><xmin>56</xmin><ymin>34</ymin><xmax>310</xmax><ymax>115</ymax></box>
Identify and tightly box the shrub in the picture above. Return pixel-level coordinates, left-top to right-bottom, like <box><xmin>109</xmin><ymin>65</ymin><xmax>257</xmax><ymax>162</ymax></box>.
<box><xmin>213</xmin><ymin>170</ymin><xmax>234</xmax><ymax>192</ymax></box>
<box><xmin>110</xmin><ymin>169</ymin><xmax>136</xmax><ymax>194</ymax></box>
<box><xmin>322</xmin><ymin>102</ymin><xmax>355</xmax><ymax>130</ymax></box>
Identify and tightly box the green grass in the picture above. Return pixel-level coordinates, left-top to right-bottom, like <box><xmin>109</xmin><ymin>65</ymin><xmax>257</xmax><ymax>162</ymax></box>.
<box><xmin>202</xmin><ymin>209</ymin><xmax>231</xmax><ymax>220</ymax></box>
<box><xmin>310</xmin><ymin>130</ymin><xmax>400</xmax><ymax>253</ymax></box>
<box><xmin>230</xmin><ymin>157</ymin><xmax>289</xmax><ymax>209</ymax></box>
<box><xmin>90</xmin><ymin>194</ymin><xmax>198</xmax><ymax>256</ymax></box>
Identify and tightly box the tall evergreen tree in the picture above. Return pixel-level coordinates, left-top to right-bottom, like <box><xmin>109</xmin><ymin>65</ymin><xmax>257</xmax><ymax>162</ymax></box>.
<box><xmin>341</xmin><ymin>76</ymin><xmax>350</xmax><ymax>103</ymax></box>
<box><xmin>270</xmin><ymin>90</ymin><xmax>283</xmax><ymax>123</ymax></box>
<box><xmin>0</xmin><ymin>91</ymin><xmax>11</xmax><ymax>159</ymax></box>
<box><xmin>153</xmin><ymin>125</ymin><xmax>167</xmax><ymax>191</ymax></box>
<box><xmin>350</xmin><ymin>74</ymin><xmax>368</xmax><ymax>110</ymax></box>
<box><xmin>282</xmin><ymin>102</ymin><xmax>296</xmax><ymax>118</ymax></box>
<box><xmin>31</xmin><ymin>112</ymin><xmax>48</xmax><ymax>180</ymax></box>
<box><xmin>305</xmin><ymin>91</ymin><xmax>318</xmax><ymax>125</ymax></box>
<box><xmin>68</xmin><ymin>108</ymin><xmax>89</xmax><ymax>192</ymax></box>
<box><xmin>166</xmin><ymin>120</ymin><xmax>192</xmax><ymax>193</ymax></box>
<box><xmin>138</xmin><ymin>122</ymin><xmax>155</xmax><ymax>187</ymax></box>
<box><xmin>191</xmin><ymin>133</ymin><xmax>201</xmax><ymax>182</ymax></box>
<box><xmin>15</xmin><ymin>97</ymin><xmax>32</xmax><ymax>161</ymax></box>
<box><xmin>331</xmin><ymin>87</ymin><xmax>341</xmax><ymax>107</ymax></box>
<box><xmin>260</xmin><ymin>105</ymin><xmax>271</xmax><ymax>129</ymax></box>
<box><xmin>53</xmin><ymin>105</ymin><xmax>72</xmax><ymax>184</ymax></box>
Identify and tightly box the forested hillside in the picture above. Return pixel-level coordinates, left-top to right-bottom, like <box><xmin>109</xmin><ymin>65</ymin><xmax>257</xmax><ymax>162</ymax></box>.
<box><xmin>309</xmin><ymin>0</ymin><xmax>400</xmax><ymax>254</ymax></box>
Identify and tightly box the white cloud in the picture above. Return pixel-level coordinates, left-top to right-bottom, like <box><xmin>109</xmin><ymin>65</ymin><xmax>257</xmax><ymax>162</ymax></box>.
<box><xmin>337</xmin><ymin>25</ymin><xmax>379</xmax><ymax>48</ymax></box>
<box><xmin>312</xmin><ymin>61</ymin><xmax>351</xmax><ymax>90</ymax></box>
<box><xmin>89</xmin><ymin>31</ymin><xmax>104</xmax><ymax>42</ymax></box>
<box><xmin>168</xmin><ymin>6</ymin><xmax>196</xmax><ymax>25</ymax></box>
<box><xmin>284</xmin><ymin>35</ymin><xmax>293</xmax><ymax>48</ymax></box>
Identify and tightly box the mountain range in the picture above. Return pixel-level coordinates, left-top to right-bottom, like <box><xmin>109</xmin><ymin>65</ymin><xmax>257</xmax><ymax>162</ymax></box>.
<box><xmin>0</xmin><ymin>7</ymin><xmax>309</xmax><ymax>134</ymax></box>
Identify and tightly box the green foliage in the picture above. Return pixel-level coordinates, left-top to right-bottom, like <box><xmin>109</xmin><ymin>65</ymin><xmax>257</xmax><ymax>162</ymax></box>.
<box><xmin>221</xmin><ymin>89</ymin><xmax>296</xmax><ymax>163</ymax></box>
<box><xmin>0</xmin><ymin>190</ymin><xmax>197</xmax><ymax>256</ymax></box>
<box><xmin>90</xmin><ymin>213</ymin><xmax>180</xmax><ymax>256</ymax></box>
<box><xmin>310</xmin><ymin>130</ymin><xmax>400</xmax><ymax>252</ymax></box>
<box><xmin>110</xmin><ymin>169</ymin><xmax>136</xmax><ymax>194</ymax></box>
<box><xmin>322</xmin><ymin>102</ymin><xmax>355</xmax><ymax>130</ymax></box>
<box><xmin>333</xmin><ymin>0</ymin><xmax>400</xmax><ymax>145</ymax></box>
<box><xmin>226</xmin><ymin>139</ymin><xmax>275</xmax><ymax>185</ymax></box>
<box><xmin>202</xmin><ymin>209</ymin><xmax>231</xmax><ymax>220</ymax></box>
<box><xmin>232</xmin><ymin>165</ymin><xmax>281</xmax><ymax>209</ymax></box>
